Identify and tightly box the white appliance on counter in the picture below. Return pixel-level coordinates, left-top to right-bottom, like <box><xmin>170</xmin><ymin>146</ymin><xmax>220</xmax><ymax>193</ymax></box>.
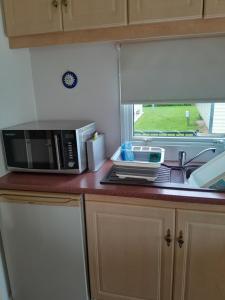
<box><xmin>0</xmin><ymin>196</ymin><xmax>90</xmax><ymax>300</ymax></box>
<box><xmin>188</xmin><ymin>150</ymin><xmax>225</xmax><ymax>189</ymax></box>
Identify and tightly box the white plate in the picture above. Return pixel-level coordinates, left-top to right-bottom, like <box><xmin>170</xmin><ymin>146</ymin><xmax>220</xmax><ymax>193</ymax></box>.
<box><xmin>116</xmin><ymin>174</ymin><xmax>157</xmax><ymax>182</ymax></box>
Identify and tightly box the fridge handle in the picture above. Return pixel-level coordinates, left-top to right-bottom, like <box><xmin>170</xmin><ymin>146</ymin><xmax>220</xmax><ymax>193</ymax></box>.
<box><xmin>0</xmin><ymin>194</ymin><xmax>80</xmax><ymax>207</ymax></box>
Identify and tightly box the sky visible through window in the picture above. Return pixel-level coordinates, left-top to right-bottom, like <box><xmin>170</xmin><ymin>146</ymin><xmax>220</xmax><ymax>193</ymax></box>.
<box><xmin>133</xmin><ymin>103</ymin><xmax>225</xmax><ymax>137</ymax></box>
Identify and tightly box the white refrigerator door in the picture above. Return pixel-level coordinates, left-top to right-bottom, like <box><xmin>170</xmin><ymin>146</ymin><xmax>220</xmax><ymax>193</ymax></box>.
<box><xmin>0</xmin><ymin>203</ymin><xmax>89</xmax><ymax>300</ymax></box>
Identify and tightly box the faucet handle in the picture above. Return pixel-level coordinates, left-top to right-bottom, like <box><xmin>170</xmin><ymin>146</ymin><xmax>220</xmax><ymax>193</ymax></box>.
<box><xmin>178</xmin><ymin>151</ymin><xmax>187</xmax><ymax>167</ymax></box>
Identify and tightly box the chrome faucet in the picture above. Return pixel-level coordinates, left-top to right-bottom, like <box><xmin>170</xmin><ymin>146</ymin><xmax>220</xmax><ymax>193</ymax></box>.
<box><xmin>178</xmin><ymin>151</ymin><xmax>187</xmax><ymax>167</ymax></box>
<box><xmin>178</xmin><ymin>147</ymin><xmax>216</xmax><ymax>167</ymax></box>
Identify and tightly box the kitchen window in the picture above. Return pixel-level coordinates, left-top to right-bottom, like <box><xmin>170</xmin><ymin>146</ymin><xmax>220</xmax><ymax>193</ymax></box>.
<box><xmin>121</xmin><ymin>103</ymin><xmax>225</xmax><ymax>143</ymax></box>
<box><xmin>119</xmin><ymin>38</ymin><xmax>225</xmax><ymax>150</ymax></box>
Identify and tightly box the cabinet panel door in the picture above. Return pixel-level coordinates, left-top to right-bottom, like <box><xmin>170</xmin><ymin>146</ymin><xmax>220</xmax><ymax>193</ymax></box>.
<box><xmin>62</xmin><ymin>0</ymin><xmax>127</xmax><ymax>31</ymax></box>
<box><xmin>3</xmin><ymin>0</ymin><xmax>63</xmax><ymax>37</ymax></box>
<box><xmin>129</xmin><ymin>0</ymin><xmax>203</xmax><ymax>24</ymax></box>
<box><xmin>204</xmin><ymin>0</ymin><xmax>225</xmax><ymax>18</ymax></box>
<box><xmin>174</xmin><ymin>209</ymin><xmax>225</xmax><ymax>300</ymax></box>
<box><xmin>86</xmin><ymin>201</ymin><xmax>175</xmax><ymax>300</ymax></box>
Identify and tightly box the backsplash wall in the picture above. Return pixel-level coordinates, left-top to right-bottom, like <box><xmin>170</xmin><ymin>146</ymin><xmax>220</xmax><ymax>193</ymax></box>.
<box><xmin>30</xmin><ymin>43</ymin><xmax>121</xmax><ymax>156</ymax></box>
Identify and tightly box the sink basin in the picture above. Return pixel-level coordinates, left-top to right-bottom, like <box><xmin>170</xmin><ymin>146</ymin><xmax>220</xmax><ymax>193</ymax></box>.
<box><xmin>102</xmin><ymin>163</ymin><xmax>215</xmax><ymax>191</ymax></box>
<box><xmin>184</xmin><ymin>166</ymin><xmax>199</xmax><ymax>180</ymax></box>
<box><xmin>164</xmin><ymin>164</ymin><xmax>202</xmax><ymax>183</ymax></box>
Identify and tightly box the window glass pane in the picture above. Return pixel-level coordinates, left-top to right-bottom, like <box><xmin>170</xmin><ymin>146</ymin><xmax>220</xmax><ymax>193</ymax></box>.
<box><xmin>133</xmin><ymin>103</ymin><xmax>225</xmax><ymax>137</ymax></box>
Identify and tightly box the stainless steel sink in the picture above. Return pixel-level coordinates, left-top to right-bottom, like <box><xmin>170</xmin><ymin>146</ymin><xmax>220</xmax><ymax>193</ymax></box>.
<box><xmin>184</xmin><ymin>166</ymin><xmax>199</xmax><ymax>180</ymax></box>
<box><xmin>101</xmin><ymin>163</ymin><xmax>215</xmax><ymax>191</ymax></box>
<box><xmin>161</xmin><ymin>164</ymin><xmax>202</xmax><ymax>183</ymax></box>
<box><xmin>102</xmin><ymin>164</ymin><xmax>199</xmax><ymax>187</ymax></box>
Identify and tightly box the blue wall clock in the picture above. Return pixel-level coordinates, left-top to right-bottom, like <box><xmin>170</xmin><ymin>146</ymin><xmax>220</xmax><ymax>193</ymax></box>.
<box><xmin>62</xmin><ymin>71</ymin><xmax>78</xmax><ymax>89</ymax></box>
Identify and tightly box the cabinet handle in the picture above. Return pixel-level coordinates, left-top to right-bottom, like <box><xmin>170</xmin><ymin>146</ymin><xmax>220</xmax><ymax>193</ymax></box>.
<box><xmin>164</xmin><ymin>229</ymin><xmax>172</xmax><ymax>247</ymax></box>
<box><xmin>52</xmin><ymin>0</ymin><xmax>59</xmax><ymax>8</ymax></box>
<box><xmin>62</xmin><ymin>0</ymin><xmax>68</xmax><ymax>7</ymax></box>
<box><xmin>177</xmin><ymin>231</ymin><xmax>184</xmax><ymax>248</ymax></box>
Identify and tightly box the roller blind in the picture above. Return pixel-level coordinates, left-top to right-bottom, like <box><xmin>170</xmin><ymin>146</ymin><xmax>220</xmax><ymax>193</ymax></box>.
<box><xmin>120</xmin><ymin>37</ymin><xmax>225</xmax><ymax>104</ymax></box>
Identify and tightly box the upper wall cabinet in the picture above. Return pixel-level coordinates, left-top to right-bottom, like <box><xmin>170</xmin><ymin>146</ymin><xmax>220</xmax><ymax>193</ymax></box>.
<box><xmin>62</xmin><ymin>0</ymin><xmax>127</xmax><ymax>31</ymax></box>
<box><xmin>204</xmin><ymin>0</ymin><xmax>225</xmax><ymax>18</ymax></box>
<box><xmin>129</xmin><ymin>0</ymin><xmax>204</xmax><ymax>24</ymax></box>
<box><xmin>3</xmin><ymin>0</ymin><xmax>127</xmax><ymax>37</ymax></box>
<box><xmin>4</xmin><ymin>0</ymin><xmax>225</xmax><ymax>48</ymax></box>
<box><xmin>3</xmin><ymin>0</ymin><xmax>63</xmax><ymax>37</ymax></box>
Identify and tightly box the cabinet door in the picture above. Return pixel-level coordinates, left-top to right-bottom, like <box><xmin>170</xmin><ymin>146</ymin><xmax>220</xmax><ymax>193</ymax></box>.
<box><xmin>204</xmin><ymin>0</ymin><xmax>225</xmax><ymax>18</ymax></box>
<box><xmin>3</xmin><ymin>0</ymin><xmax>63</xmax><ymax>37</ymax></box>
<box><xmin>86</xmin><ymin>201</ymin><xmax>175</xmax><ymax>300</ymax></box>
<box><xmin>129</xmin><ymin>0</ymin><xmax>203</xmax><ymax>24</ymax></box>
<box><xmin>62</xmin><ymin>0</ymin><xmax>127</xmax><ymax>31</ymax></box>
<box><xmin>174</xmin><ymin>210</ymin><xmax>225</xmax><ymax>300</ymax></box>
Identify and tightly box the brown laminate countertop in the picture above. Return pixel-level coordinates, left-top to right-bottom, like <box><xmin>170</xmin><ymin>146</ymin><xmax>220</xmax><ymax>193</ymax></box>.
<box><xmin>0</xmin><ymin>161</ymin><xmax>225</xmax><ymax>205</ymax></box>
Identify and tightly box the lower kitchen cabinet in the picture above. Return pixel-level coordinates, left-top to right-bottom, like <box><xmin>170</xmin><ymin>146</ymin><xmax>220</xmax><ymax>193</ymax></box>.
<box><xmin>174</xmin><ymin>209</ymin><xmax>225</xmax><ymax>300</ymax></box>
<box><xmin>86</xmin><ymin>200</ymin><xmax>175</xmax><ymax>300</ymax></box>
<box><xmin>86</xmin><ymin>195</ymin><xmax>225</xmax><ymax>300</ymax></box>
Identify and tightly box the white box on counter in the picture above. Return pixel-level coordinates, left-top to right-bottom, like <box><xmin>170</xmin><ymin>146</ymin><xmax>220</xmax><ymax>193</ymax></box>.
<box><xmin>188</xmin><ymin>150</ymin><xmax>225</xmax><ymax>189</ymax></box>
<box><xmin>87</xmin><ymin>134</ymin><xmax>106</xmax><ymax>172</ymax></box>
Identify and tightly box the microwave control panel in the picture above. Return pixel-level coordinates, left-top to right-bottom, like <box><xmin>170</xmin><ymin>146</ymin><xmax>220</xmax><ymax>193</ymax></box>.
<box><xmin>62</xmin><ymin>131</ymin><xmax>78</xmax><ymax>169</ymax></box>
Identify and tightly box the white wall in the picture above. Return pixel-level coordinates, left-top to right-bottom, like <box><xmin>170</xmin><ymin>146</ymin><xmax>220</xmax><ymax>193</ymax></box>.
<box><xmin>0</xmin><ymin>6</ymin><xmax>37</xmax><ymax>177</ymax></box>
<box><xmin>196</xmin><ymin>103</ymin><xmax>211</xmax><ymax>129</ymax></box>
<box><xmin>213</xmin><ymin>103</ymin><xmax>225</xmax><ymax>133</ymax></box>
<box><xmin>30</xmin><ymin>43</ymin><xmax>120</xmax><ymax>156</ymax></box>
<box><xmin>0</xmin><ymin>5</ymin><xmax>37</xmax><ymax>300</ymax></box>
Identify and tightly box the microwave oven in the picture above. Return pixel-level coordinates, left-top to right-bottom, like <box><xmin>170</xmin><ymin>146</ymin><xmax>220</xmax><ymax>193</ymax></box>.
<box><xmin>2</xmin><ymin>120</ymin><xmax>96</xmax><ymax>174</ymax></box>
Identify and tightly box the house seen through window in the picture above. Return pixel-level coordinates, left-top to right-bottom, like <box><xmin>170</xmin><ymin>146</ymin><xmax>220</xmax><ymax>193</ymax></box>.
<box><xmin>133</xmin><ymin>103</ymin><xmax>225</xmax><ymax>138</ymax></box>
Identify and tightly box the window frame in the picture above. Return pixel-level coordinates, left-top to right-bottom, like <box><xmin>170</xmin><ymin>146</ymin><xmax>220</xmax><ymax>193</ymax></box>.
<box><xmin>121</xmin><ymin>104</ymin><xmax>225</xmax><ymax>145</ymax></box>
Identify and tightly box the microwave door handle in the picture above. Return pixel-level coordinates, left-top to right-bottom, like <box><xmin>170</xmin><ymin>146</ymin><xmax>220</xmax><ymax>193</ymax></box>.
<box><xmin>25</xmin><ymin>133</ymin><xmax>33</xmax><ymax>169</ymax></box>
<box><xmin>54</xmin><ymin>134</ymin><xmax>61</xmax><ymax>170</ymax></box>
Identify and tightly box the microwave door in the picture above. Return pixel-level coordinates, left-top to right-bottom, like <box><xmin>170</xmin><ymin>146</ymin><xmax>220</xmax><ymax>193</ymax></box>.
<box><xmin>27</xmin><ymin>131</ymin><xmax>59</xmax><ymax>170</ymax></box>
<box><xmin>2</xmin><ymin>131</ymin><xmax>29</xmax><ymax>169</ymax></box>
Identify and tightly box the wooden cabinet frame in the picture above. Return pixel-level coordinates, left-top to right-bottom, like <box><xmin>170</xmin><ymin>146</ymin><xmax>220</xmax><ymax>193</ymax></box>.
<box><xmin>86</xmin><ymin>194</ymin><xmax>225</xmax><ymax>300</ymax></box>
<box><xmin>2</xmin><ymin>0</ymin><xmax>225</xmax><ymax>48</ymax></box>
<box><xmin>7</xmin><ymin>17</ymin><xmax>225</xmax><ymax>49</ymax></box>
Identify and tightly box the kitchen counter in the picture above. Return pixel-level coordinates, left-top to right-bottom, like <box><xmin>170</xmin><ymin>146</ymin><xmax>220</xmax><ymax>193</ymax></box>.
<box><xmin>0</xmin><ymin>161</ymin><xmax>225</xmax><ymax>205</ymax></box>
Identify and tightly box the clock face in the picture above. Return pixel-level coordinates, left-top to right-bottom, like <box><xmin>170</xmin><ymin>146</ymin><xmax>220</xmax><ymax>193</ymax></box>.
<box><xmin>62</xmin><ymin>71</ymin><xmax>78</xmax><ymax>89</ymax></box>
